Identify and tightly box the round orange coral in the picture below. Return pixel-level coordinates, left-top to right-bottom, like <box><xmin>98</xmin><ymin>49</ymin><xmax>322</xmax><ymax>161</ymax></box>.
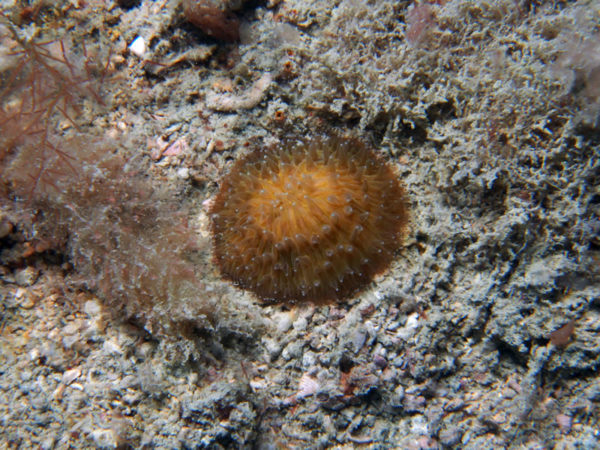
<box><xmin>210</xmin><ymin>136</ymin><xmax>409</xmax><ymax>303</ymax></box>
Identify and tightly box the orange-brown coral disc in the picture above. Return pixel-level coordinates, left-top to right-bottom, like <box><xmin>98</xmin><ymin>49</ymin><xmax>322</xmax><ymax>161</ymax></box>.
<box><xmin>210</xmin><ymin>136</ymin><xmax>409</xmax><ymax>303</ymax></box>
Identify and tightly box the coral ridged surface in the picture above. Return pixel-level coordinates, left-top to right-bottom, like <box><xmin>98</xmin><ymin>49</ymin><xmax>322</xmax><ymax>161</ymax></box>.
<box><xmin>211</xmin><ymin>136</ymin><xmax>408</xmax><ymax>303</ymax></box>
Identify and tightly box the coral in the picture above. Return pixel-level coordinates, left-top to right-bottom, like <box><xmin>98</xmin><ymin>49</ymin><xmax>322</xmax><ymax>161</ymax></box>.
<box><xmin>210</xmin><ymin>135</ymin><xmax>409</xmax><ymax>303</ymax></box>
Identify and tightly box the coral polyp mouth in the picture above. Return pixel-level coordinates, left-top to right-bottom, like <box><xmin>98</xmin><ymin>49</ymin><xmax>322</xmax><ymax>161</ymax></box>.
<box><xmin>210</xmin><ymin>136</ymin><xmax>409</xmax><ymax>304</ymax></box>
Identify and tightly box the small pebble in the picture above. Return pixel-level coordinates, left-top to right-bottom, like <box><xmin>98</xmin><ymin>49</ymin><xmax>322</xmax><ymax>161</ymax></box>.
<box><xmin>439</xmin><ymin>427</ymin><xmax>462</xmax><ymax>447</ymax></box>
<box><xmin>103</xmin><ymin>339</ymin><xmax>122</xmax><ymax>354</ymax></box>
<box><xmin>556</xmin><ymin>413</ymin><xmax>572</xmax><ymax>434</ymax></box>
<box><xmin>20</xmin><ymin>370</ymin><xmax>32</xmax><ymax>381</ymax></box>
<box><xmin>14</xmin><ymin>288</ymin><xmax>36</xmax><ymax>309</ymax></box>
<box><xmin>29</xmin><ymin>348</ymin><xmax>40</xmax><ymax>362</ymax></box>
<box><xmin>396</xmin><ymin>313</ymin><xmax>420</xmax><ymax>341</ymax></box>
<box><xmin>263</xmin><ymin>338</ymin><xmax>282</xmax><ymax>360</ymax></box>
<box><xmin>91</xmin><ymin>429</ymin><xmax>118</xmax><ymax>448</ymax></box>
<box><xmin>138</xmin><ymin>342</ymin><xmax>154</xmax><ymax>358</ymax></box>
<box><xmin>352</xmin><ymin>328</ymin><xmax>367</xmax><ymax>353</ymax></box>
<box><xmin>404</xmin><ymin>394</ymin><xmax>426</xmax><ymax>413</ymax></box>
<box><xmin>63</xmin><ymin>334</ymin><xmax>81</xmax><ymax>349</ymax></box>
<box><xmin>373</xmin><ymin>354</ymin><xmax>387</xmax><ymax>369</ymax></box>
<box><xmin>410</xmin><ymin>415</ymin><xmax>429</xmax><ymax>435</ymax></box>
<box><xmin>123</xmin><ymin>392</ymin><xmax>142</xmax><ymax>405</ymax></box>
<box><xmin>62</xmin><ymin>368</ymin><xmax>82</xmax><ymax>385</ymax></box>
<box><xmin>293</xmin><ymin>316</ymin><xmax>308</xmax><ymax>332</ymax></box>
<box><xmin>444</xmin><ymin>398</ymin><xmax>466</xmax><ymax>412</ymax></box>
<box><xmin>272</xmin><ymin>311</ymin><xmax>293</xmax><ymax>333</ymax></box>
<box><xmin>62</xmin><ymin>322</ymin><xmax>81</xmax><ymax>335</ymax></box>
<box><xmin>390</xmin><ymin>385</ymin><xmax>405</xmax><ymax>408</ymax></box>
<box><xmin>83</xmin><ymin>299</ymin><xmax>102</xmax><ymax>316</ymax></box>
<box><xmin>129</xmin><ymin>36</ymin><xmax>146</xmax><ymax>57</ymax></box>
<box><xmin>415</xmin><ymin>436</ymin><xmax>435</xmax><ymax>449</ymax></box>
<box><xmin>249</xmin><ymin>378</ymin><xmax>267</xmax><ymax>390</ymax></box>
<box><xmin>177</xmin><ymin>168</ymin><xmax>190</xmax><ymax>179</ymax></box>
<box><xmin>40</xmin><ymin>435</ymin><xmax>56</xmax><ymax>450</ymax></box>
<box><xmin>15</xmin><ymin>267</ymin><xmax>39</xmax><ymax>287</ymax></box>
<box><xmin>281</xmin><ymin>340</ymin><xmax>303</xmax><ymax>360</ymax></box>
<box><xmin>302</xmin><ymin>351</ymin><xmax>317</xmax><ymax>367</ymax></box>
<box><xmin>0</xmin><ymin>217</ymin><xmax>12</xmax><ymax>238</ymax></box>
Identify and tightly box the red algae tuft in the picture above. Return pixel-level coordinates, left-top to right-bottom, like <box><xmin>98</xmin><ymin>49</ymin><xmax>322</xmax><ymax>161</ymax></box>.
<box><xmin>210</xmin><ymin>136</ymin><xmax>409</xmax><ymax>303</ymax></box>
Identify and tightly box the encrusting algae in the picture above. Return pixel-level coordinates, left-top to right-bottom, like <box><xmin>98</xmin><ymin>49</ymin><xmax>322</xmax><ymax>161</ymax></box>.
<box><xmin>211</xmin><ymin>136</ymin><xmax>409</xmax><ymax>303</ymax></box>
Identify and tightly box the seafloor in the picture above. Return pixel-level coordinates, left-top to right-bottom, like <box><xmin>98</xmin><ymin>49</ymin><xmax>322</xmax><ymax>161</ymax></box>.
<box><xmin>0</xmin><ymin>0</ymin><xmax>599</xmax><ymax>448</ymax></box>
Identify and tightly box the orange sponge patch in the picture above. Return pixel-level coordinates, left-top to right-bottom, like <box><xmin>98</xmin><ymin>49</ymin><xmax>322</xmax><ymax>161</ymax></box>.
<box><xmin>210</xmin><ymin>136</ymin><xmax>409</xmax><ymax>303</ymax></box>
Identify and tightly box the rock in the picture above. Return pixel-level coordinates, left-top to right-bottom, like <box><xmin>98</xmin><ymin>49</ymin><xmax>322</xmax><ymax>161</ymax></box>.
<box><xmin>262</xmin><ymin>338</ymin><xmax>281</xmax><ymax>361</ymax></box>
<box><xmin>281</xmin><ymin>340</ymin><xmax>303</xmax><ymax>360</ymax></box>
<box><xmin>439</xmin><ymin>427</ymin><xmax>463</xmax><ymax>447</ymax></box>
<box><xmin>556</xmin><ymin>413</ymin><xmax>572</xmax><ymax>434</ymax></box>
<box><xmin>292</xmin><ymin>316</ymin><xmax>308</xmax><ymax>332</ymax></box>
<box><xmin>403</xmin><ymin>394</ymin><xmax>426</xmax><ymax>413</ymax></box>
<box><xmin>0</xmin><ymin>216</ymin><xmax>12</xmax><ymax>238</ymax></box>
<box><xmin>15</xmin><ymin>267</ymin><xmax>39</xmax><ymax>287</ymax></box>
<box><xmin>90</xmin><ymin>429</ymin><xmax>118</xmax><ymax>448</ymax></box>
<box><xmin>272</xmin><ymin>311</ymin><xmax>293</xmax><ymax>333</ymax></box>
<box><xmin>62</xmin><ymin>368</ymin><xmax>82</xmax><ymax>385</ymax></box>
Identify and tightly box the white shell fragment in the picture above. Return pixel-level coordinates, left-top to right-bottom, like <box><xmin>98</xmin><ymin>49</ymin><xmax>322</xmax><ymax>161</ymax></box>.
<box><xmin>129</xmin><ymin>36</ymin><xmax>146</xmax><ymax>58</ymax></box>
